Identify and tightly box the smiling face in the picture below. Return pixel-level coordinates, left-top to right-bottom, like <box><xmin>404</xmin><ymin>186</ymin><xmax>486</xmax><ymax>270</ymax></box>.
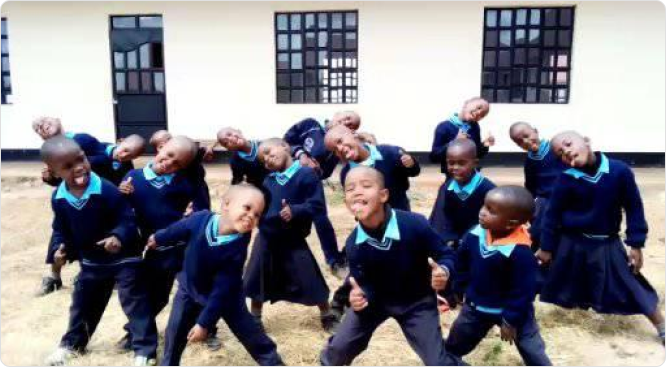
<box><xmin>324</xmin><ymin>125</ymin><xmax>365</xmax><ymax>162</ymax></box>
<box><xmin>33</xmin><ymin>117</ymin><xmax>64</xmax><ymax>140</ymax></box>
<box><xmin>551</xmin><ymin>131</ymin><xmax>593</xmax><ymax>168</ymax></box>
<box><xmin>510</xmin><ymin>123</ymin><xmax>541</xmax><ymax>153</ymax></box>
<box><xmin>153</xmin><ymin>137</ymin><xmax>195</xmax><ymax>175</ymax></box>
<box><xmin>446</xmin><ymin>141</ymin><xmax>478</xmax><ymax>184</ymax></box>
<box><xmin>46</xmin><ymin>145</ymin><xmax>91</xmax><ymax>191</ymax></box>
<box><xmin>221</xmin><ymin>186</ymin><xmax>265</xmax><ymax>234</ymax></box>
<box><xmin>217</xmin><ymin>128</ymin><xmax>247</xmax><ymax>152</ymax></box>
<box><xmin>460</xmin><ymin>98</ymin><xmax>490</xmax><ymax>122</ymax></box>
<box><xmin>115</xmin><ymin>135</ymin><xmax>145</xmax><ymax>162</ymax></box>
<box><xmin>259</xmin><ymin>140</ymin><xmax>291</xmax><ymax>172</ymax></box>
<box><xmin>344</xmin><ymin>167</ymin><xmax>389</xmax><ymax>224</ymax></box>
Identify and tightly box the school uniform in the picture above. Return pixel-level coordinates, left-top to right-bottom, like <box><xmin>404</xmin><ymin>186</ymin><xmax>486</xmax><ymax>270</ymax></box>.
<box><xmin>446</xmin><ymin>225</ymin><xmax>551</xmax><ymax>366</ymax></box>
<box><xmin>51</xmin><ymin>173</ymin><xmax>157</xmax><ymax>357</ymax></box>
<box><xmin>153</xmin><ymin>211</ymin><xmax>282</xmax><ymax>366</ymax></box>
<box><xmin>183</xmin><ymin>147</ymin><xmax>211</xmax><ymax>209</ymax></box>
<box><xmin>540</xmin><ymin>152</ymin><xmax>659</xmax><ymax>316</ymax></box>
<box><xmin>230</xmin><ymin>140</ymin><xmax>270</xmax><ymax>187</ymax></box>
<box><xmin>42</xmin><ymin>132</ymin><xmax>106</xmax><ymax>187</ymax></box>
<box><xmin>430</xmin><ymin>114</ymin><xmax>489</xmax><ymax>173</ymax></box>
<box><xmin>244</xmin><ymin>161</ymin><xmax>330</xmax><ymax>305</ymax></box>
<box><xmin>123</xmin><ymin>163</ymin><xmax>210</xmax><ymax>319</ymax></box>
<box><xmin>284</xmin><ymin>118</ymin><xmax>343</xmax><ymax>266</ymax></box>
<box><xmin>429</xmin><ymin>172</ymin><xmax>496</xmax><ymax>246</ymax></box>
<box><xmin>86</xmin><ymin>144</ymin><xmax>135</xmax><ymax>186</ymax></box>
<box><xmin>321</xmin><ymin>209</ymin><xmax>462</xmax><ymax>366</ymax></box>
<box><xmin>340</xmin><ymin>144</ymin><xmax>421</xmax><ymax>211</ymax></box>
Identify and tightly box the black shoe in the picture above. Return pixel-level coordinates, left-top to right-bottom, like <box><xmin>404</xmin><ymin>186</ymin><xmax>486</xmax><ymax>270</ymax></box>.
<box><xmin>116</xmin><ymin>333</ymin><xmax>132</xmax><ymax>352</ymax></box>
<box><xmin>205</xmin><ymin>334</ymin><xmax>223</xmax><ymax>351</ymax></box>
<box><xmin>321</xmin><ymin>313</ymin><xmax>340</xmax><ymax>334</ymax></box>
<box><xmin>37</xmin><ymin>276</ymin><xmax>63</xmax><ymax>297</ymax></box>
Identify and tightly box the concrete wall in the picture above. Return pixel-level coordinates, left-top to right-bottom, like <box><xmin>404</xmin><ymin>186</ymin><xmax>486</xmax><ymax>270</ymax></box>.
<box><xmin>1</xmin><ymin>1</ymin><xmax>664</xmax><ymax>152</ymax></box>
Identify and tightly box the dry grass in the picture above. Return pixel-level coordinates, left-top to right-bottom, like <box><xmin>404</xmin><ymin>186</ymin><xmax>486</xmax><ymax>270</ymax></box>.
<box><xmin>1</xmin><ymin>165</ymin><xmax>664</xmax><ymax>366</ymax></box>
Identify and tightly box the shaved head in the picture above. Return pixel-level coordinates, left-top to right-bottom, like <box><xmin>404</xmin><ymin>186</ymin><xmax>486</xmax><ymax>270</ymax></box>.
<box><xmin>447</xmin><ymin>138</ymin><xmax>477</xmax><ymax>159</ymax></box>
<box><xmin>330</xmin><ymin>110</ymin><xmax>361</xmax><ymax>131</ymax></box>
<box><xmin>509</xmin><ymin>121</ymin><xmax>534</xmax><ymax>138</ymax></box>
<box><xmin>259</xmin><ymin>137</ymin><xmax>289</xmax><ymax>150</ymax></box>
<box><xmin>169</xmin><ymin>135</ymin><xmax>197</xmax><ymax>165</ymax></box>
<box><xmin>41</xmin><ymin>135</ymin><xmax>82</xmax><ymax>164</ymax></box>
<box><xmin>223</xmin><ymin>183</ymin><xmax>265</xmax><ymax>203</ymax></box>
<box><xmin>346</xmin><ymin>166</ymin><xmax>386</xmax><ymax>189</ymax></box>
<box><xmin>150</xmin><ymin>130</ymin><xmax>172</xmax><ymax>147</ymax></box>
<box><xmin>487</xmin><ymin>185</ymin><xmax>535</xmax><ymax>224</ymax></box>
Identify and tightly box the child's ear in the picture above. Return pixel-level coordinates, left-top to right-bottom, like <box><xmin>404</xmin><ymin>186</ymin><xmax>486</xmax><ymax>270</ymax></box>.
<box><xmin>379</xmin><ymin>188</ymin><xmax>390</xmax><ymax>204</ymax></box>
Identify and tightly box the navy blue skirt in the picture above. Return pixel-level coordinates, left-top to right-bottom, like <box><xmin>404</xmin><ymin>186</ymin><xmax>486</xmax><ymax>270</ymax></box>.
<box><xmin>244</xmin><ymin>232</ymin><xmax>329</xmax><ymax>306</ymax></box>
<box><xmin>540</xmin><ymin>233</ymin><xmax>658</xmax><ymax>316</ymax></box>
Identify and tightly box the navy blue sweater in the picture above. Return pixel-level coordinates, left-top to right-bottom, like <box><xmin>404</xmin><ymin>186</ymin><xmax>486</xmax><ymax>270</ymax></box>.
<box><xmin>88</xmin><ymin>144</ymin><xmax>135</xmax><ymax>186</ymax></box>
<box><xmin>230</xmin><ymin>140</ymin><xmax>270</xmax><ymax>187</ymax></box>
<box><xmin>541</xmin><ymin>153</ymin><xmax>649</xmax><ymax>251</ymax></box>
<box><xmin>429</xmin><ymin>174</ymin><xmax>496</xmax><ymax>243</ymax></box>
<box><xmin>284</xmin><ymin>118</ymin><xmax>340</xmax><ymax>180</ymax></box>
<box><xmin>260</xmin><ymin>162</ymin><xmax>325</xmax><ymax>240</ymax></box>
<box><xmin>455</xmin><ymin>225</ymin><xmax>538</xmax><ymax>327</ymax></box>
<box><xmin>430</xmin><ymin>117</ymin><xmax>489</xmax><ymax>173</ymax></box>
<box><xmin>123</xmin><ymin>165</ymin><xmax>210</xmax><ymax>241</ymax></box>
<box><xmin>347</xmin><ymin>209</ymin><xmax>456</xmax><ymax>305</ymax></box>
<box><xmin>51</xmin><ymin>174</ymin><xmax>141</xmax><ymax>266</ymax></box>
<box><xmin>524</xmin><ymin>140</ymin><xmax>567</xmax><ymax>199</ymax></box>
<box><xmin>154</xmin><ymin>211</ymin><xmax>250</xmax><ymax>330</ymax></box>
<box><xmin>340</xmin><ymin>144</ymin><xmax>421</xmax><ymax>211</ymax></box>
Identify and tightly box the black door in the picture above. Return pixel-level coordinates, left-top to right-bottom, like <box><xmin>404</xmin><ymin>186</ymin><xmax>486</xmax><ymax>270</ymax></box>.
<box><xmin>109</xmin><ymin>15</ymin><xmax>167</xmax><ymax>144</ymax></box>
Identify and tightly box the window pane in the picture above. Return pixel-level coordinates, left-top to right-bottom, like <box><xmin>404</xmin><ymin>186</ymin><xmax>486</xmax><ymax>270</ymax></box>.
<box><xmin>483</xmin><ymin>51</ymin><xmax>496</xmax><ymax>67</ymax></box>
<box><xmin>530</xmin><ymin>9</ymin><xmax>541</xmax><ymax>25</ymax></box>
<box><xmin>127</xmin><ymin>50</ymin><xmax>138</xmax><ymax>69</ymax></box>
<box><xmin>557</xmin><ymin>50</ymin><xmax>569</xmax><ymax>68</ymax></box>
<box><xmin>497</xmin><ymin>89</ymin><xmax>510</xmax><ymax>102</ymax></box>
<box><xmin>1</xmin><ymin>56</ymin><xmax>9</xmax><ymax>72</ymax></box>
<box><xmin>305</xmin><ymin>32</ymin><xmax>316</xmax><ymax>48</ymax></box>
<box><xmin>305</xmin><ymin>51</ymin><xmax>316</xmax><ymax>67</ymax></box>
<box><xmin>150</xmin><ymin>43</ymin><xmax>164</xmax><ymax>68</ymax></box>
<box><xmin>528</xmin><ymin>48</ymin><xmax>540</xmax><ymax>65</ymax></box>
<box><xmin>319</xmin><ymin>69</ymin><xmax>329</xmax><ymax>84</ymax></box>
<box><xmin>497</xmin><ymin>71</ymin><xmax>511</xmax><ymax>87</ymax></box>
<box><xmin>318</xmin><ymin>31</ymin><xmax>328</xmax><ymax>47</ymax></box>
<box><xmin>277</xmin><ymin>73</ymin><xmax>290</xmax><ymax>87</ymax></box>
<box><xmin>277</xmin><ymin>34</ymin><xmax>289</xmax><ymax>50</ymax></box>
<box><xmin>139</xmin><ymin>16</ymin><xmax>162</xmax><ymax>28</ymax></box>
<box><xmin>332</xmin><ymin>32</ymin><xmax>343</xmax><ymax>49</ymax></box>
<box><xmin>345</xmin><ymin>32</ymin><xmax>357</xmax><ymax>49</ymax></box>
<box><xmin>277</xmin><ymin>14</ymin><xmax>288</xmax><ymax>30</ymax></box>
<box><xmin>318</xmin><ymin>13</ymin><xmax>328</xmax><ymax>28</ymax></box>
<box><xmin>560</xmin><ymin>8</ymin><xmax>573</xmax><ymax>27</ymax></box>
<box><xmin>544</xmin><ymin>9</ymin><xmax>557</xmax><ymax>26</ymax></box>
<box><xmin>529</xmin><ymin>29</ymin><xmax>540</xmax><ymax>45</ymax></box>
<box><xmin>332</xmin><ymin>13</ymin><xmax>343</xmax><ymax>29</ymax></box>
<box><xmin>112</xmin><ymin>16</ymin><xmax>135</xmax><ymax>29</ymax></box>
<box><xmin>486</xmin><ymin>10</ymin><xmax>497</xmax><ymax>27</ymax></box>
<box><xmin>141</xmin><ymin>72</ymin><xmax>152</xmax><ymax>92</ymax></box>
<box><xmin>516</xmin><ymin>9</ymin><xmax>527</xmax><ymax>26</ymax></box>
<box><xmin>305</xmin><ymin>69</ymin><xmax>317</xmax><ymax>86</ymax></box>
<box><xmin>482</xmin><ymin>71</ymin><xmax>495</xmax><ymax>86</ymax></box>
<box><xmin>544</xmin><ymin>30</ymin><xmax>556</xmax><ymax>47</ymax></box>
<box><xmin>277</xmin><ymin>53</ymin><xmax>289</xmax><ymax>70</ymax></box>
<box><xmin>305</xmin><ymin>13</ymin><xmax>316</xmax><ymax>30</ymax></box>
<box><xmin>540</xmin><ymin>88</ymin><xmax>553</xmax><ymax>103</ymax></box>
<box><xmin>1</xmin><ymin>19</ymin><xmax>7</xmax><ymax>36</ymax></box>
<box><xmin>291</xmin><ymin>72</ymin><xmax>303</xmax><ymax>87</ymax></box>
<box><xmin>541</xmin><ymin>71</ymin><xmax>553</xmax><ymax>86</ymax></box>
<box><xmin>556</xmin><ymin>71</ymin><xmax>568</xmax><ymax>85</ymax></box>
<box><xmin>115</xmin><ymin>72</ymin><xmax>126</xmax><ymax>92</ymax></box>
<box><xmin>291</xmin><ymin>34</ymin><xmax>302</xmax><ymax>50</ymax></box>
<box><xmin>291</xmin><ymin>89</ymin><xmax>304</xmax><ymax>103</ymax></box>
<box><xmin>154</xmin><ymin>72</ymin><xmax>165</xmax><ymax>92</ymax></box>
<box><xmin>320</xmin><ymin>87</ymin><xmax>329</xmax><ymax>103</ymax></box>
<box><xmin>558</xmin><ymin>30</ymin><xmax>571</xmax><ymax>47</ymax></box>
<box><xmin>526</xmin><ymin>87</ymin><xmax>537</xmax><ymax>102</ymax></box>
<box><xmin>485</xmin><ymin>31</ymin><xmax>497</xmax><ymax>47</ymax></box>
<box><xmin>331</xmin><ymin>52</ymin><xmax>343</xmax><ymax>68</ymax></box>
<box><xmin>498</xmin><ymin>50</ymin><xmax>511</xmax><ymax>67</ymax></box>
<box><xmin>114</xmin><ymin>52</ymin><xmax>125</xmax><ymax>69</ymax></box>
<box><xmin>305</xmin><ymin>87</ymin><xmax>317</xmax><ymax>102</ymax></box>
<box><xmin>556</xmin><ymin>88</ymin><xmax>568</xmax><ymax>103</ymax></box>
<box><xmin>514</xmin><ymin>48</ymin><xmax>526</xmax><ymax>65</ymax></box>
<box><xmin>346</xmin><ymin>13</ymin><xmax>357</xmax><ymax>28</ymax></box>
<box><xmin>511</xmin><ymin>86</ymin><xmax>524</xmax><ymax>102</ymax></box>
<box><xmin>291</xmin><ymin>53</ymin><xmax>302</xmax><ymax>69</ymax></box>
<box><xmin>140</xmin><ymin>43</ymin><xmax>151</xmax><ymax>69</ymax></box>
<box><xmin>481</xmin><ymin>88</ymin><xmax>494</xmax><ymax>102</ymax></box>
<box><xmin>128</xmin><ymin>71</ymin><xmax>139</xmax><ymax>91</ymax></box>
<box><xmin>515</xmin><ymin>29</ymin><xmax>526</xmax><ymax>45</ymax></box>
<box><xmin>277</xmin><ymin>89</ymin><xmax>290</xmax><ymax>103</ymax></box>
<box><xmin>542</xmin><ymin>50</ymin><xmax>555</xmax><ymax>67</ymax></box>
<box><xmin>1</xmin><ymin>39</ymin><xmax>8</xmax><ymax>54</ymax></box>
<box><xmin>500</xmin><ymin>10</ymin><xmax>512</xmax><ymax>27</ymax></box>
<box><xmin>512</xmin><ymin>68</ymin><xmax>525</xmax><ymax>84</ymax></box>
<box><xmin>345</xmin><ymin>52</ymin><xmax>357</xmax><ymax>68</ymax></box>
<box><xmin>499</xmin><ymin>30</ymin><xmax>511</xmax><ymax>47</ymax></box>
<box><xmin>527</xmin><ymin>68</ymin><xmax>538</xmax><ymax>84</ymax></box>
<box><xmin>2</xmin><ymin>75</ymin><xmax>10</xmax><ymax>90</ymax></box>
<box><xmin>318</xmin><ymin>51</ymin><xmax>328</xmax><ymax>66</ymax></box>
<box><xmin>290</xmin><ymin>14</ymin><xmax>301</xmax><ymax>31</ymax></box>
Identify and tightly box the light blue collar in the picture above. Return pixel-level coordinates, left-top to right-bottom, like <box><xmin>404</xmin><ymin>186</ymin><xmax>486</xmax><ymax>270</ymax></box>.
<box><xmin>55</xmin><ymin>172</ymin><xmax>102</xmax><ymax>210</ymax></box>
<box><xmin>450</xmin><ymin>113</ymin><xmax>471</xmax><ymax>134</ymax></box>
<box><xmin>563</xmin><ymin>153</ymin><xmax>610</xmax><ymax>184</ymax></box>
<box><xmin>143</xmin><ymin>162</ymin><xmax>175</xmax><ymax>188</ymax></box>
<box><xmin>527</xmin><ymin>140</ymin><xmax>550</xmax><ymax>161</ymax></box>
<box><xmin>447</xmin><ymin>171</ymin><xmax>484</xmax><ymax>200</ymax></box>
<box><xmin>238</xmin><ymin>140</ymin><xmax>259</xmax><ymax>162</ymax></box>
<box><xmin>350</xmin><ymin>144</ymin><xmax>383</xmax><ymax>168</ymax></box>
<box><xmin>205</xmin><ymin>214</ymin><xmax>242</xmax><ymax>247</ymax></box>
<box><xmin>355</xmin><ymin>209</ymin><xmax>401</xmax><ymax>251</ymax></box>
<box><xmin>64</xmin><ymin>132</ymin><xmax>75</xmax><ymax>139</ymax></box>
<box><xmin>270</xmin><ymin>160</ymin><xmax>301</xmax><ymax>186</ymax></box>
<box><xmin>470</xmin><ymin>225</ymin><xmax>516</xmax><ymax>258</ymax></box>
<box><xmin>105</xmin><ymin>145</ymin><xmax>123</xmax><ymax>170</ymax></box>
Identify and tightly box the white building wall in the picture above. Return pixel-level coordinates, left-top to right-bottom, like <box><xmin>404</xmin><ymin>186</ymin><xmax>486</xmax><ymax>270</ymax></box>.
<box><xmin>1</xmin><ymin>1</ymin><xmax>664</xmax><ymax>152</ymax></box>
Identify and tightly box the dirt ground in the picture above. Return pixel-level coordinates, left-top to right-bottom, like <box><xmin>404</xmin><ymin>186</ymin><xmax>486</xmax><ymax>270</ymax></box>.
<box><xmin>1</xmin><ymin>162</ymin><xmax>664</xmax><ymax>366</ymax></box>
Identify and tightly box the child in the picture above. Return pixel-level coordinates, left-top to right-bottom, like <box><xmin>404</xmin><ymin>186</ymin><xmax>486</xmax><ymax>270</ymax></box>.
<box><xmin>217</xmin><ymin>127</ymin><xmax>270</xmax><ymax>187</ymax></box>
<box><xmin>446</xmin><ymin>186</ymin><xmax>551</xmax><ymax>365</ymax></box>
<box><xmin>40</xmin><ymin>136</ymin><xmax>158</xmax><ymax>366</ymax></box>
<box><xmin>319</xmin><ymin>166</ymin><xmax>462</xmax><ymax>366</ymax></box>
<box><xmin>509</xmin><ymin>122</ymin><xmax>567</xmax><ymax>250</ymax></box>
<box><xmin>243</xmin><ymin>138</ymin><xmax>337</xmax><ymax>332</ymax></box>
<box><xmin>356</xmin><ymin>131</ymin><xmax>377</xmax><ymax>145</ymax></box>
<box><xmin>538</xmin><ymin>131</ymin><xmax>665</xmax><ymax>343</ymax></box>
<box><xmin>429</xmin><ymin>139</ymin><xmax>496</xmax><ymax>248</ymax></box>
<box><xmin>430</xmin><ymin>97</ymin><xmax>494</xmax><ymax>174</ymax></box>
<box><xmin>284</xmin><ymin>117</ymin><xmax>346</xmax><ymax>275</ymax></box>
<box><xmin>119</xmin><ymin>136</ymin><xmax>215</xmax><ymax>350</ymax></box>
<box><xmin>94</xmin><ymin>134</ymin><xmax>146</xmax><ymax>186</ymax></box>
<box><xmin>328</xmin><ymin>110</ymin><xmax>361</xmax><ymax>131</ymax></box>
<box><xmin>324</xmin><ymin>125</ymin><xmax>420</xmax><ymax>211</ymax></box>
<box><xmin>150</xmin><ymin>130</ymin><xmax>213</xmax><ymax>209</ymax></box>
<box><xmin>146</xmin><ymin>184</ymin><xmax>284</xmax><ymax>366</ymax></box>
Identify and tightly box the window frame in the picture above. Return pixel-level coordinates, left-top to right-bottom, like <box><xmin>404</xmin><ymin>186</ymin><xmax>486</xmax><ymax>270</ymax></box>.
<box><xmin>1</xmin><ymin>17</ymin><xmax>12</xmax><ymax>105</ymax></box>
<box><xmin>480</xmin><ymin>6</ymin><xmax>575</xmax><ymax>104</ymax></box>
<box><xmin>274</xmin><ymin>10</ymin><xmax>359</xmax><ymax>104</ymax></box>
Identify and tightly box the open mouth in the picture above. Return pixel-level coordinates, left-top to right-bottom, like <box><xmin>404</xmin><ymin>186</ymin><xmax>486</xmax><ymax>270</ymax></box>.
<box><xmin>350</xmin><ymin>198</ymin><xmax>368</xmax><ymax>217</ymax></box>
<box><xmin>73</xmin><ymin>173</ymin><xmax>89</xmax><ymax>187</ymax></box>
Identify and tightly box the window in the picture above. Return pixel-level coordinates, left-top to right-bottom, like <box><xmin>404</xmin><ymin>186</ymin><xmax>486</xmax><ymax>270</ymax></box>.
<box><xmin>275</xmin><ymin>11</ymin><xmax>358</xmax><ymax>104</ymax></box>
<box><xmin>1</xmin><ymin>17</ymin><xmax>12</xmax><ymax>104</ymax></box>
<box><xmin>481</xmin><ymin>7</ymin><xmax>574</xmax><ymax>104</ymax></box>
